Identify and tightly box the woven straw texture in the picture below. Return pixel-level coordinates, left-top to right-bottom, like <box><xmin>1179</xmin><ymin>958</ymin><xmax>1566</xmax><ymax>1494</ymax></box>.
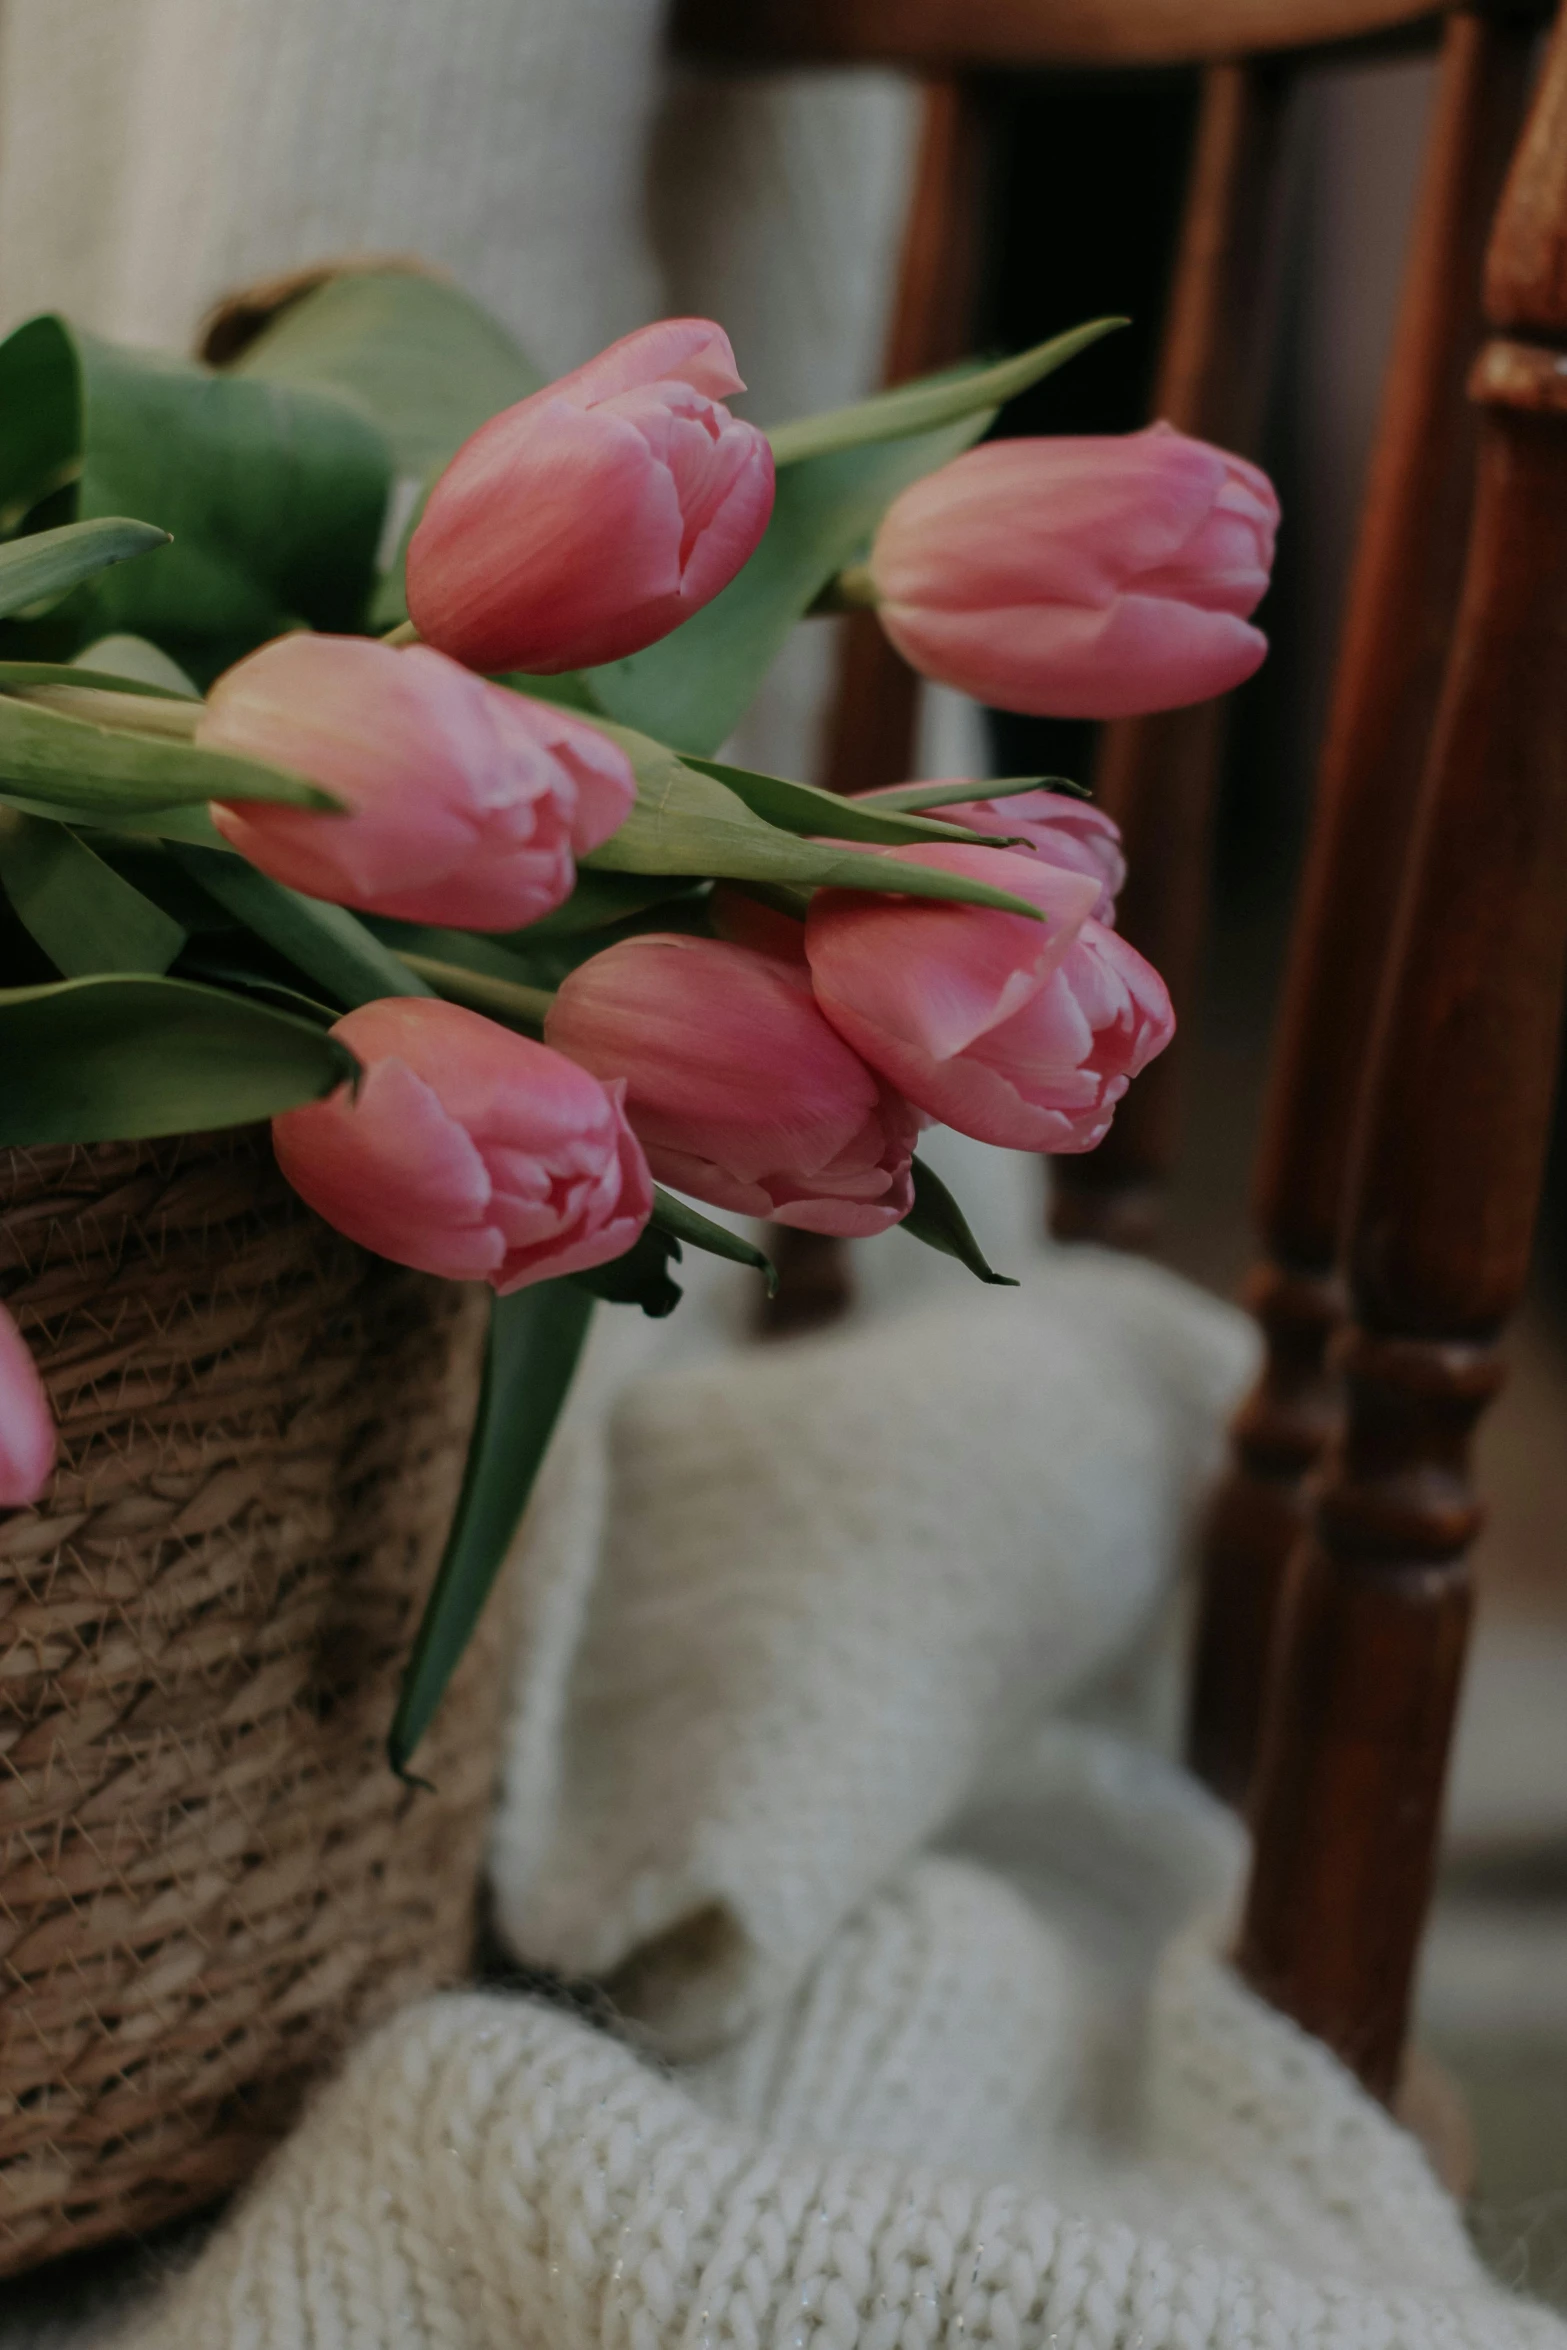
<box><xmin>0</xmin><ymin>1127</ymin><xmax>499</xmax><ymax>2279</ymax></box>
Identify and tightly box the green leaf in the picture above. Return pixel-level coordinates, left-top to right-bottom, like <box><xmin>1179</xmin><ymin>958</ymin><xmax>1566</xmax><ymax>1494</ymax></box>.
<box><xmin>0</xmin><ymin>313</ymin><xmax>391</xmax><ymax>676</ymax></box>
<box><xmin>0</xmin><ymin>972</ymin><xmax>356</xmax><ymax>1144</ymax></box>
<box><xmin>581</xmin><ymin>717</ymin><xmax>1049</xmax><ymax>919</ymax></box>
<box><xmin>868</xmin><ymin>775</ymin><xmax>1090</xmax><ymax>812</ymax></box>
<box><xmin>389</xmin><ymin>1281</ymin><xmax>595</xmax><ymax>1778</ymax></box>
<box><xmin>396</xmin><ymin>950</ymin><xmax>551</xmax><ymax>1032</ymax></box>
<box><xmin>0</xmin><ymin>810</ymin><xmax>186</xmax><ymax>974</ymax></box>
<box><xmin>902</xmin><ymin>1156</ymin><xmax>1019</xmax><ymax>1287</ymax></box>
<box><xmin>170</xmin><ymin>845</ymin><xmax>431</xmax><ymax>1008</ymax></box>
<box><xmin>510</xmin><ymin>867</ymin><xmax>707</xmax><ymax>938</ymax></box>
<box><xmin>75</xmin><ymin>632</ymin><xmax>201</xmax><ymax>694</ymax></box>
<box><xmin>0</xmin><ymin>517</ymin><xmax>169</xmax><ymax>622</ymax></box>
<box><xmin>766</xmin><ymin>320</ymin><xmax>1125</xmax><ymax>465</ymax></box>
<box><xmin>231</xmin><ymin>269</ymin><xmax>542</xmax><ymax>489</ymax></box>
<box><xmin>683</xmin><ymin>756</ymin><xmax>1005</xmax><ymax>847</ymax></box>
<box><xmin>0</xmin><ymin>689</ymin><xmax>339</xmax><ymax>817</ymax></box>
<box><xmin>0</xmin><ymin>659</ymin><xmax>197</xmax><ymax>702</ymax></box>
<box><xmin>571</xmin><ymin>1223</ymin><xmax>685</xmax><ymax>1318</ymax></box>
<box><xmin>652</xmin><ymin>1187</ymin><xmax>776</xmax><ymax>1292</ymax></box>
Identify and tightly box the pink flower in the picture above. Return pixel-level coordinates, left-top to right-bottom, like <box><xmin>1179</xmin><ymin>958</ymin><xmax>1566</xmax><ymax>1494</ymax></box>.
<box><xmin>0</xmin><ymin>1303</ymin><xmax>55</xmax><ymax>1507</ymax></box>
<box><xmin>863</xmin><ymin>783</ymin><xmax>1126</xmax><ymax>924</ymax></box>
<box><xmin>406</xmin><ymin>320</ymin><xmax>776</xmax><ymax>674</ymax></box>
<box><xmin>804</xmin><ymin>842</ymin><xmax>1173</xmax><ymax>1153</ymax></box>
<box><xmin>545</xmin><ymin>933</ymin><xmax>920</xmax><ymax>1236</ymax></box>
<box><xmin>867</xmin><ymin>423</ymin><xmax>1279</xmax><ymax>719</ymax></box>
<box><xmin>202</xmin><ymin>636</ymin><xmax>633</xmax><ymax>930</ymax></box>
<box><xmin>273</xmin><ymin>998</ymin><xmax>652</xmax><ymax>1291</ymax></box>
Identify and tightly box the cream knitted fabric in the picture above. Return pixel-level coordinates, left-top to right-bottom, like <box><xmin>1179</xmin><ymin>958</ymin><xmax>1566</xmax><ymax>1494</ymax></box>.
<box><xmin>89</xmin><ymin>1763</ymin><xmax>1562</xmax><ymax>2350</ymax></box>
<box><xmin>491</xmin><ymin>1253</ymin><xmax>1253</xmax><ymax>2054</ymax></box>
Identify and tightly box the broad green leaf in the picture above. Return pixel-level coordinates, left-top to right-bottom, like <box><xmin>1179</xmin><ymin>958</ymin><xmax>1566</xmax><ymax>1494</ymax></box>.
<box><xmin>0</xmin><ymin>659</ymin><xmax>197</xmax><ymax>702</ymax></box>
<box><xmin>571</xmin><ymin>1223</ymin><xmax>685</xmax><ymax>1318</ymax></box>
<box><xmin>684</xmin><ymin>756</ymin><xmax>1007</xmax><ymax>847</ymax></box>
<box><xmin>0</xmin><ymin>517</ymin><xmax>169</xmax><ymax>622</ymax></box>
<box><xmin>232</xmin><ymin>271</ymin><xmax>543</xmax><ymax>631</ymax></box>
<box><xmin>652</xmin><ymin>1187</ymin><xmax>776</xmax><ymax>1291</ymax></box>
<box><xmin>396</xmin><ymin>949</ymin><xmax>551</xmax><ymax>1031</ymax></box>
<box><xmin>0</xmin><ymin>972</ymin><xmax>356</xmax><ymax>1145</ymax></box>
<box><xmin>390</xmin><ymin>1281</ymin><xmax>595</xmax><ymax>1777</ymax></box>
<box><xmin>171</xmin><ymin>846</ymin><xmax>431</xmax><ymax>1008</ymax></box>
<box><xmin>75</xmin><ymin>632</ymin><xmax>200</xmax><ymax>694</ymax></box>
<box><xmin>902</xmin><ymin>1156</ymin><xmax>1019</xmax><ymax>1287</ymax></box>
<box><xmin>0</xmin><ymin>810</ymin><xmax>185</xmax><ymax>974</ymax></box>
<box><xmin>231</xmin><ymin>269</ymin><xmax>541</xmax><ymax>488</ymax></box>
<box><xmin>176</xmin><ymin>945</ymin><xmax>338</xmax><ymax>1025</ymax></box>
<box><xmin>766</xmin><ymin>320</ymin><xmax>1124</xmax><ymax>465</ymax></box>
<box><xmin>0</xmin><ymin>313</ymin><xmax>391</xmax><ymax>676</ymax></box>
<box><xmin>870</xmin><ymin>775</ymin><xmax>1091</xmax><ymax>812</ymax></box>
<box><xmin>581</xmin><ymin>718</ymin><xmax>1048</xmax><ymax>919</ymax></box>
<box><xmin>0</xmin><ymin>691</ymin><xmax>339</xmax><ymax>817</ymax></box>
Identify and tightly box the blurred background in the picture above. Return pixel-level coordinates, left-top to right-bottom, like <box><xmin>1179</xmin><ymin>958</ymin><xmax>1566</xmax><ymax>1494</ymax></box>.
<box><xmin>968</xmin><ymin>40</ymin><xmax>1567</xmax><ymax>2302</ymax></box>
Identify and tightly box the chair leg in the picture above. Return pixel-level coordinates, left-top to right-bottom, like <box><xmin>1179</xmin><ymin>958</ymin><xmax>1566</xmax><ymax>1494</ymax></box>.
<box><xmin>1238</xmin><ymin>2</ymin><xmax>1567</xmax><ymax>2100</ymax></box>
<box><xmin>1187</xmin><ymin>9</ymin><xmax>1534</xmax><ymax>1807</ymax></box>
<box><xmin>759</xmin><ymin>75</ymin><xmax>990</xmax><ymax>1334</ymax></box>
<box><xmin>1050</xmin><ymin>59</ymin><xmax>1289</xmax><ymax>1250</ymax></box>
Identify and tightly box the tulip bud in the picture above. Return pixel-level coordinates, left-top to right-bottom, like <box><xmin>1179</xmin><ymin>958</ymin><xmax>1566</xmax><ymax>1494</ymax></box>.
<box><xmin>546</xmin><ymin>933</ymin><xmax>920</xmax><ymax>1236</ymax></box>
<box><xmin>406</xmin><ymin>320</ymin><xmax>776</xmax><ymax>675</ymax></box>
<box><xmin>863</xmin><ymin>783</ymin><xmax>1126</xmax><ymax>925</ymax></box>
<box><xmin>273</xmin><ymin>998</ymin><xmax>652</xmax><ymax>1291</ymax></box>
<box><xmin>805</xmin><ymin>842</ymin><xmax>1172</xmax><ymax>1153</ymax></box>
<box><xmin>201</xmin><ymin>635</ymin><xmax>634</xmax><ymax>931</ymax></box>
<box><xmin>0</xmin><ymin>1303</ymin><xmax>55</xmax><ymax>1507</ymax></box>
<box><xmin>867</xmin><ymin>423</ymin><xmax>1279</xmax><ymax>719</ymax></box>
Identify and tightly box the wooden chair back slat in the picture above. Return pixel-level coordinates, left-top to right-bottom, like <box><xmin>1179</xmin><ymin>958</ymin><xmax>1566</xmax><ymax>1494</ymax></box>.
<box><xmin>1189</xmin><ymin>8</ymin><xmax>1534</xmax><ymax>1807</ymax></box>
<box><xmin>672</xmin><ymin>0</ymin><xmax>1445</xmax><ymax>71</ymax></box>
<box><xmin>1051</xmin><ymin>61</ymin><xmax>1290</xmax><ymax>1250</ymax></box>
<box><xmin>1237</xmin><ymin>0</ymin><xmax>1567</xmax><ymax>2099</ymax></box>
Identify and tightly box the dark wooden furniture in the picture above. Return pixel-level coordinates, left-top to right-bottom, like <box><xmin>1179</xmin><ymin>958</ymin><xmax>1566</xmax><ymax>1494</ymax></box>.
<box><xmin>676</xmin><ymin>0</ymin><xmax>1567</xmax><ymax>2108</ymax></box>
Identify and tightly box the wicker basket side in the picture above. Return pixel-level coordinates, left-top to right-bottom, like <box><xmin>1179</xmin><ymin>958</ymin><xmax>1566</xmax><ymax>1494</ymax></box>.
<box><xmin>0</xmin><ymin>1129</ymin><xmax>498</xmax><ymax>2277</ymax></box>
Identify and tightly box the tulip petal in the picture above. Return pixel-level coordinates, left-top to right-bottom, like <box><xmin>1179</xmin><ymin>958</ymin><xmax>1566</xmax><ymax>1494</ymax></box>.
<box><xmin>881</xmin><ymin>595</ymin><xmax>1268</xmax><ymax>720</ymax></box>
<box><xmin>806</xmin><ymin>844</ymin><xmax>1098</xmax><ymax>1060</ymax></box>
<box><xmin>0</xmin><ymin>1304</ymin><xmax>56</xmax><ymax>1506</ymax></box>
<box><xmin>555</xmin><ymin>318</ymin><xmax>746</xmax><ymax>408</ymax></box>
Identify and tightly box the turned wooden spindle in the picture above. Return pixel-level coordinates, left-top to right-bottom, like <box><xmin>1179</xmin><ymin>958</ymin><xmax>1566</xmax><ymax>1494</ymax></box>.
<box><xmin>1188</xmin><ymin>7</ymin><xmax>1533</xmax><ymax>1806</ymax></box>
<box><xmin>1050</xmin><ymin>59</ymin><xmax>1288</xmax><ymax>1251</ymax></box>
<box><xmin>762</xmin><ymin>77</ymin><xmax>989</xmax><ymax>1335</ymax></box>
<box><xmin>1238</xmin><ymin>0</ymin><xmax>1567</xmax><ymax>2100</ymax></box>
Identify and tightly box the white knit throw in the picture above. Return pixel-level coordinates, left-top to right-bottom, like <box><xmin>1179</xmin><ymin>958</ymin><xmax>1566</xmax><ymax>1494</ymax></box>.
<box><xmin>17</xmin><ymin>1251</ymin><xmax>1560</xmax><ymax>2349</ymax></box>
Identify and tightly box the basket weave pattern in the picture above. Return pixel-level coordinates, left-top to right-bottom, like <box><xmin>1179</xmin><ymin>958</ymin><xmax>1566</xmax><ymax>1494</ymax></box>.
<box><xmin>0</xmin><ymin>1129</ymin><xmax>498</xmax><ymax>2277</ymax></box>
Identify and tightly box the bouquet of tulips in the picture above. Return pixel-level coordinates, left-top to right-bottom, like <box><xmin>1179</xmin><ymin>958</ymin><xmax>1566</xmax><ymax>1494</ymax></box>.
<box><xmin>0</xmin><ymin>273</ymin><xmax>1277</xmax><ymax>1768</ymax></box>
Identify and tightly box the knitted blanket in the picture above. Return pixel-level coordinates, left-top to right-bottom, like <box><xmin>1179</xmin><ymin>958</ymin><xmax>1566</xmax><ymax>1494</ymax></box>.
<box><xmin>23</xmin><ymin>1248</ymin><xmax>1563</xmax><ymax>2348</ymax></box>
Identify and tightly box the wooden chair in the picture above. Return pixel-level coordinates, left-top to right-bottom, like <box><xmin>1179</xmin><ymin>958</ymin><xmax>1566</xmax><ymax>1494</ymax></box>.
<box><xmin>673</xmin><ymin>0</ymin><xmax>1567</xmax><ymax>2110</ymax></box>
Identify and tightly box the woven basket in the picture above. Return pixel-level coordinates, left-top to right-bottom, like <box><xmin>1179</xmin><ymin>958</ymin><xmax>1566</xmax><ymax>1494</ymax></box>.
<box><xmin>0</xmin><ymin>1128</ymin><xmax>502</xmax><ymax>2277</ymax></box>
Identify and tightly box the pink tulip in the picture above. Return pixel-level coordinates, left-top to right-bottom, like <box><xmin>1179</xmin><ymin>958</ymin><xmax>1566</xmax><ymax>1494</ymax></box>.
<box><xmin>0</xmin><ymin>1303</ymin><xmax>55</xmax><ymax>1507</ymax></box>
<box><xmin>805</xmin><ymin>842</ymin><xmax>1173</xmax><ymax>1153</ymax></box>
<box><xmin>202</xmin><ymin>635</ymin><xmax>634</xmax><ymax>930</ymax></box>
<box><xmin>273</xmin><ymin>998</ymin><xmax>652</xmax><ymax>1290</ymax></box>
<box><xmin>863</xmin><ymin>783</ymin><xmax>1126</xmax><ymax>924</ymax></box>
<box><xmin>406</xmin><ymin>320</ymin><xmax>776</xmax><ymax>674</ymax></box>
<box><xmin>545</xmin><ymin>934</ymin><xmax>920</xmax><ymax>1235</ymax></box>
<box><xmin>867</xmin><ymin>423</ymin><xmax>1279</xmax><ymax>719</ymax></box>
